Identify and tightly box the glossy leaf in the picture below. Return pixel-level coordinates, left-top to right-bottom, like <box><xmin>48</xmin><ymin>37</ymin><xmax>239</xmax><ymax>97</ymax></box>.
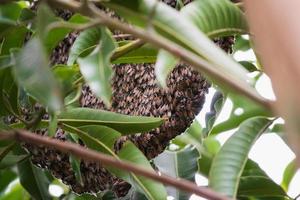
<box><xmin>0</xmin><ymin>154</ymin><xmax>29</xmax><ymax>169</ymax></box>
<box><xmin>58</xmin><ymin>108</ymin><xmax>164</xmax><ymax>134</ymax></box>
<box><xmin>117</xmin><ymin>141</ymin><xmax>167</xmax><ymax>200</ymax></box>
<box><xmin>78</xmin><ymin>28</ymin><xmax>116</xmax><ymax>107</ymax></box>
<box><xmin>154</xmin><ymin>146</ymin><xmax>199</xmax><ymax>200</ymax></box>
<box><xmin>37</xmin><ymin>5</ymin><xmax>89</xmax><ymax>52</ymax></box>
<box><xmin>209</xmin><ymin>117</ymin><xmax>272</xmax><ymax>197</ymax></box>
<box><xmin>172</xmin><ymin>120</ymin><xmax>202</xmax><ymax>151</ymax></box>
<box><xmin>155</xmin><ymin>50</ymin><xmax>179</xmax><ymax>87</ymax></box>
<box><xmin>210</xmin><ymin>95</ymin><xmax>272</xmax><ymax>135</ymax></box>
<box><xmin>281</xmin><ymin>159</ymin><xmax>297</xmax><ymax>191</ymax></box>
<box><xmin>203</xmin><ymin>91</ymin><xmax>225</xmax><ymax>136</ymax></box>
<box><xmin>0</xmin><ymin>2</ymin><xmax>24</xmax><ymax>35</ymax></box>
<box><xmin>18</xmin><ymin>160</ymin><xmax>52</xmax><ymax>200</ymax></box>
<box><xmin>113</xmin><ymin>42</ymin><xmax>158</xmax><ymax>64</ymax></box>
<box><xmin>181</xmin><ymin>0</ymin><xmax>248</xmax><ymax>38</ymax></box>
<box><xmin>0</xmin><ymin>169</ymin><xmax>17</xmax><ymax>195</ymax></box>
<box><xmin>68</xmin><ymin>27</ymin><xmax>102</xmax><ymax>65</ymax></box>
<box><xmin>13</xmin><ymin>38</ymin><xmax>63</xmax><ymax>111</ymax></box>
<box><xmin>0</xmin><ymin>183</ymin><xmax>30</xmax><ymax>200</ymax></box>
<box><xmin>63</xmin><ymin>125</ymin><xmax>167</xmax><ymax>200</ymax></box>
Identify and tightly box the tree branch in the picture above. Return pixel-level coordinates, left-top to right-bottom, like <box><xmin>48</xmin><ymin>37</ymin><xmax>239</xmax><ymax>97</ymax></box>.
<box><xmin>46</xmin><ymin>0</ymin><xmax>273</xmax><ymax>112</ymax></box>
<box><xmin>0</xmin><ymin>130</ymin><xmax>231</xmax><ymax>200</ymax></box>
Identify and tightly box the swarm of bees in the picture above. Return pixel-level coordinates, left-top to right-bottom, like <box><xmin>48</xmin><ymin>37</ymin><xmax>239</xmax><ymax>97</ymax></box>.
<box><xmin>25</xmin><ymin>0</ymin><xmax>234</xmax><ymax>197</ymax></box>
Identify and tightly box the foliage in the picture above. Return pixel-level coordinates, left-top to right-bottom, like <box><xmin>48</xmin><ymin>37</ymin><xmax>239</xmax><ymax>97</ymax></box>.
<box><xmin>0</xmin><ymin>0</ymin><xmax>296</xmax><ymax>200</ymax></box>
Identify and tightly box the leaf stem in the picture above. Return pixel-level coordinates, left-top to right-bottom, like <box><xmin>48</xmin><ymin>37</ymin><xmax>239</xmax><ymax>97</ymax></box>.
<box><xmin>0</xmin><ymin>129</ymin><xmax>232</xmax><ymax>200</ymax></box>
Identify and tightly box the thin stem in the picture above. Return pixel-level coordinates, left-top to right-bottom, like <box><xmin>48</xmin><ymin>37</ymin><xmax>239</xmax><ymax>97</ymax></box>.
<box><xmin>0</xmin><ymin>130</ymin><xmax>232</xmax><ymax>200</ymax></box>
<box><xmin>46</xmin><ymin>19</ymin><xmax>103</xmax><ymax>32</ymax></box>
<box><xmin>47</xmin><ymin>0</ymin><xmax>273</xmax><ymax>111</ymax></box>
<box><xmin>111</xmin><ymin>39</ymin><xmax>145</xmax><ymax>60</ymax></box>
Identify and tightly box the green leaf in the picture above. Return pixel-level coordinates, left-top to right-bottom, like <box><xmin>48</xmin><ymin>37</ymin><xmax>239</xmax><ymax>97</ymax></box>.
<box><xmin>0</xmin><ymin>169</ymin><xmax>17</xmax><ymax>195</ymax></box>
<box><xmin>209</xmin><ymin>117</ymin><xmax>272</xmax><ymax>198</ymax></box>
<box><xmin>0</xmin><ymin>55</ymin><xmax>12</xmax><ymax>69</ymax></box>
<box><xmin>68</xmin><ymin>27</ymin><xmax>102</xmax><ymax>65</ymax></box>
<box><xmin>37</xmin><ymin>4</ymin><xmax>89</xmax><ymax>52</ymax></box>
<box><xmin>113</xmin><ymin>42</ymin><xmax>158</xmax><ymax>64</ymax></box>
<box><xmin>52</xmin><ymin>64</ymin><xmax>80</xmax><ymax>96</ymax></box>
<box><xmin>69</xmin><ymin>155</ymin><xmax>84</xmax><ymax>186</ymax></box>
<box><xmin>172</xmin><ymin>120</ymin><xmax>202</xmax><ymax>151</ymax></box>
<box><xmin>105</xmin><ymin>0</ymin><xmax>254</xmax><ymax>96</ymax></box>
<box><xmin>58</xmin><ymin>108</ymin><xmax>164</xmax><ymax>134</ymax></box>
<box><xmin>13</xmin><ymin>38</ymin><xmax>63</xmax><ymax>111</ymax></box>
<box><xmin>18</xmin><ymin>159</ymin><xmax>52</xmax><ymax>200</ymax></box>
<box><xmin>239</xmin><ymin>61</ymin><xmax>258</xmax><ymax>72</ymax></box>
<box><xmin>210</xmin><ymin>95</ymin><xmax>272</xmax><ymax>135</ymax></box>
<box><xmin>1</xmin><ymin>26</ymin><xmax>28</xmax><ymax>56</ymax></box>
<box><xmin>0</xmin><ymin>183</ymin><xmax>30</xmax><ymax>200</ymax></box>
<box><xmin>203</xmin><ymin>91</ymin><xmax>225</xmax><ymax>136</ymax></box>
<box><xmin>155</xmin><ymin>50</ymin><xmax>179</xmax><ymax>87</ymax></box>
<box><xmin>281</xmin><ymin>159</ymin><xmax>297</xmax><ymax>191</ymax></box>
<box><xmin>117</xmin><ymin>141</ymin><xmax>167</xmax><ymax>200</ymax></box>
<box><xmin>0</xmin><ymin>2</ymin><xmax>24</xmax><ymax>35</ymax></box>
<box><xmin>63</xmin><ymin>125</ymin><xmax>167</xmax><ymax>200</ymax></box>
<box><xmin>238</xmin><ymin>177</ymin><xmax>287</xmax><ymax>198</ymax></box>
<box><xmin>181</xmin><ymin>0</ymin><xmax>248</xmax><ymax>38</ymax></box>
<box><xmin>154</xmin><ymin>146</ymin><xmax>199</xmax><ymax>200</ymax></box>
<box><xmin>234</xmin><ymin>35</ymin><xmax>251</xmax><ymax>52</ymax></box>
<box><xmin>0</xmin><ymin>154</ymin><xmax>29</xmax><ymax>169</ymax></box>
<box><xmin>78</xmin><ymin>28</ymin><xmax>116</xmax><ymax>107</ymax></box>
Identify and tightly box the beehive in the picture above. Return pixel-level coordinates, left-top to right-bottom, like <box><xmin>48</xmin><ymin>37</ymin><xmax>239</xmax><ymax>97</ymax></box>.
<box><xmin>26</xmin><ymin>0</ymin><xmax>234</xmax><ymax>197</ymax></box>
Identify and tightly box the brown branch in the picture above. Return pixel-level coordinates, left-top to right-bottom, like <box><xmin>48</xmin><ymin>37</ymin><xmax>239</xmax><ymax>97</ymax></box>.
<box><xmin>0</xmin><ymin>130</ymin><xmax>231</xmax><ymax>200</ymax></box>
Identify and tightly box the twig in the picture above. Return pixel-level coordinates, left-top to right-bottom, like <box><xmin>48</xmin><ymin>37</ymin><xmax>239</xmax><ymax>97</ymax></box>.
<box><xmin>0</xmin><ymin>130</ymin><xmax>231</xmax><ymax>200</ymax></box>
<box><xmin>111</xmin><ymin>39</ymin><xmax>145</xmax><ymax>60</ymax></box>
<box><xmin>46</xmin><ymin>19</ymin><xmax>103</xmax><ymax>32</ymax></box>
<box><xmin>46</xmin><ymin>0</ymin><xmax>273</xmax><ymax>112</ymax></box>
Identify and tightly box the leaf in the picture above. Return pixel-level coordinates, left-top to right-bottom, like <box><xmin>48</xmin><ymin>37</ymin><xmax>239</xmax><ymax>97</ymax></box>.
<box><xmin>13</xmin><ymin>38</ymin><xmax>63</xmax><ymax>111</ymax></box>
<box><xmin>0</xmin><ymin>26</ymin><xmax>28</xmax><ymax>56</ymax></box>
<box><xmin>0</xmin><ymin>55</ymin><xmax>12</xmax><ymax>69</ymax></box>
<box><xmin>78</xmin><ymin>28</ymin><xmax>116</xmax><ymax>107</ymax></box>
<box><xmin>58</xmin><ymin>108</ymin><xmax>164</xmax><ymax>134</ymax></box>
<box><xmin>238</xmin><ymin>177</ymin><xmax>287</xmax><ymax>198</ymax></box>
<box><xmin>0</xmin><ymin>154</ymin><xmax>29</xmax><ymax>169</ymax></box>
<box><xmin>210</xmin><ymin>94</ymin><xmax>272</xmax><ymax>135</ymax></box>
<box><xmin>154</xmin><ymin>146</ymin><xmax>199</xmax><ymax>200</ymax></box>
<box><xmin>117</xmin><ymin>141</ymin><xmax>167</xmax><ymax>200</ymax></box>
<box><xmin>172</xmin><ymin>120</ymin><xmax>202</xmax><ymax>151</ymax></box>
<box><xmin>0</xmin><ymin>183</ymin><xmax>30</xmax><ymax>200</ymax></box>
<box><xmin>69</xmin><ymin>155</ymin><xmax>84</xmax><ymax>186</ymax></box>
<box><xmin>104</xmin><ymin>0</ymin><xmax>255</xmax><ymax>97</ymax></box>
<box><xmin>63</xmin><ymin>125</ymin><xmax>167</xmax><ymax>200</ymax></box>
<box><xmin>0</xmin><ymin>2</ymin><xmax>24</xmax><ymax>35</ymax></box>
<box><xmin>0</xmin><ymin>169</ymin><xmax>17</xmax><ymax>195</ymax></box>
<box><xmin>281</xmin><ymin>159</ymin><xmax>297</xmax><ymax>191</ymax></box>
<box><xmin>37</xmin><ymin>4</ymin><xmax>89</xmax><ymax>52</ymax></box>
<box><xmin>113</xmin><ymin>42</ymin><xmax>158</xmax><ymax>64</ymax></box>
<box><xmin>239</xmin><ymin>61</ymin><xmax>258</xmax><ymax>72</ymax></box>
<box><xmin>155</xmin><ymin>50</ymin><xmax>179</xmax><ymax>87</ymax></box>
<box><xmin>181</xmin><ymin>0</ymin><xmax>248</xmax><ymax>38</ymax></box>
<box><xmin>209</xmin><ymin>117</ymin><xmax>272</xmax><ymax>198</ymax></box>
<box><xmin>18</xmin><ymin>159</ymin><xmax>52</xmax><ymax>200</ymax></box>
<box><xmin>203</xmin><ymin>91</ymin><xmax>225</xmax><ymax>136</ymax></box>
<box><xmin>68</xmin><ymin>27</ymin><xmax>102</xmax><ymax>65</ymax></box>
<box><xmin>234</xmin><ymin>35</ymin><xmax>251</xmax><ymax>52</ymax></box>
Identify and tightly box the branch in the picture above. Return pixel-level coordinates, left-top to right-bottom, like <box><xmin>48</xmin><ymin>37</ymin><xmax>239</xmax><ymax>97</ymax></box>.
<box><xmin>0</xmin><ymin>130</ymin><xmax>231</xmax><ymax>200</ymax></box>
<box><xmin>111</xmin><ymin>39</ymin><xmax>145</xmax><ymax>60</ymax></box>
<box><xmin>46</xmin><ymin>0</ymin><xmax>273</xmax><ymax>112</ymax></box>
